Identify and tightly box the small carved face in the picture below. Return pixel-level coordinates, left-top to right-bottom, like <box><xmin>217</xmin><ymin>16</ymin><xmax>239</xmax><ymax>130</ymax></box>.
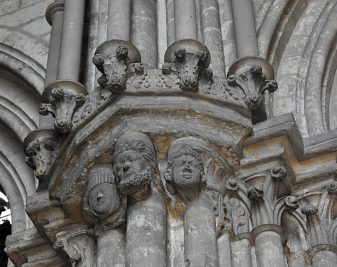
<box><xmin>89</xmin><ymin>183</ymin><xmax>120</xmax><ymax>216</ymax></box>
<box><xmin>114</xmin><ymin>151</ymin><xmax>148</xmax><ymax>181</ymax></box>
<box><xmin>171</xmin><ymin>154</ymin><xmax>202</xmax><ymax>191</ymax></box>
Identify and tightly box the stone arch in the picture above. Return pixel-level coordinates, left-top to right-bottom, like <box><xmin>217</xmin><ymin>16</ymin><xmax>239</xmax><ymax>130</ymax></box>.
<box><xmin>0</xmin><ymin>44</ymin><xmax>44</xmax><ymax>232</ymax></box>
<box><xmin>258</xmin><ymin>0</ymin><xmax>337</xmax><ymax>137</ymax></box>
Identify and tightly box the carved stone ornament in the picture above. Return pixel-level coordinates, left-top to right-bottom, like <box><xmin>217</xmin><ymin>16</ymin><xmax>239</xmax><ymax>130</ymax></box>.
<box><xmin>24</xmin><ymin>129</ymin><xmax>60</xmax><ymax>190</ymax></box>
<box><xmin>40</xmin><ymin>80</ymin><xmax>87</xmax><ymax>134</ymax></box>
<box><xmin>164</xmin><ymin>39</ymin><xmax>211</xmax><ymax>91</ymax></box>
<box><xmin>165</xmin><ymin>143</ymin><xmax>207</xmax><ymax>203</ymax></box>
<box><xmin>227</xmin><ymin>57</ymin><xmax>278</xmax><ymax>119</ymax></box>
<box><xmin>83</xmin><ymin>165</ymin><xmax>126</xmax><ymax>228</ymax></box>
<box><xmin>93</xmin><ymin>40</ymin><xmax>141</xmax><ymax>92</ymax></box>
<box><xmin>297</xmin><ymin>182</ymin><xmax>337</xmax><ymax>247</ymax></box>
<box><xmin>112</xmin><ymin>131</ymin><xmax>158</xmax><ymax>200</ymax></box>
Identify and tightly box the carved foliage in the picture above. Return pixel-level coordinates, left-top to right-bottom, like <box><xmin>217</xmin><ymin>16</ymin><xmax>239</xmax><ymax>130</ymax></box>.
<box><xmin>227</xmin><ymin>59</ymin><xmax>278</xmax><ymax>110</ymax></box>
<box><xmin>40</xmin><ymin>81</ymin><xmax>87</xmax><ymax>134</ymax></box>
<box><xmin>53</xmin><ymin>228</ymin><xmax>93</xmax><ymax>267</ymax></box>
<box><xmin>245</xmin><ymin>164</ymin><xmax>292</xmax><ymax>227</ymax></box>
<box><xmin>164</xmin><ymin>40</ymin><xmax>211</xmax><ymax>92</ymax></box>
<box><xmin>224</xmin><ymin>178</ymin><xmax>251</xmax><ymax>235</ymax></box>
<box><xmin>93</xmin><ymin>40</ymin><xmax>141</xmax><ymax>93</ymax></box>
<box><xmin>299</xmin><ymin>182</ymin><xmax>337</xmax><ymax>247</ymax></box>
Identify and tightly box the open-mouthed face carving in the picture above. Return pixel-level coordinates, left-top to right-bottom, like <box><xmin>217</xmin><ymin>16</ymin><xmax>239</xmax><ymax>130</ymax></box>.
<box><xmin>172</xmin><ymin>154</ymin><xmax>202</xmax><ymax>190</ymax></box>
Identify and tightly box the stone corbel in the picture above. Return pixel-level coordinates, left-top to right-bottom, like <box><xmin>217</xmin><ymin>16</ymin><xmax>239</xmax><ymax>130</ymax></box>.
<box><xmin>164</xmin><ymin>39</ymin><xmax>211</xmax><ymax>91</ymax></box>
<box><xmin>39</xmin><ymin>80</ymin><xmax>87</xmax><ymax>134</ymax></box>
<box><xmin>93</xmin><ymin>40</ymin><xmax>141</xmax><ymax>93</ymax></box>
<box><xmin>53</xmin><ymin>226</ymin><xmax>95</xmax><ymax>267</ymax></box>
<box><xmin>296</xmin><ymin>182</ymin><xmax>337</xmax><ymax>266</ymax></box>
<box><xmin>246</xmin><ymin>164</ymin><xmax>291</xmax><ymax>227</ymax></box>
<box><xmin>24</xmin><ymin>129</ymin><xmax>61</xmax><ymax>190</ymax></box>
<box><xmin>227</xmin><ymin>57</ymin><xmax>278</xmax><ymax>122</ymax></box>
<box><xmin>244</xmin><ymin>164</ymin><xmax>294</xmax><ymax>267</ymax></box>
<box><xmin>299</xmin><ymin>182</ymin><xmax>337</xmax><ymax>247</ymax></box>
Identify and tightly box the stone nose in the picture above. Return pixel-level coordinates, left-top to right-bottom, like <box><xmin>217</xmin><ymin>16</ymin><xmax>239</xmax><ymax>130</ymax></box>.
<box><xmin>54</xmin><ymin>117</ymin><xmax>72</xmax><ymax>134</ymax></box>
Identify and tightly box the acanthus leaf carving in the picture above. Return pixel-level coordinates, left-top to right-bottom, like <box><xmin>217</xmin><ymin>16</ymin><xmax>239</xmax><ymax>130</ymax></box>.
<box><xmin>297</xmin><ymin>182</ymin><xmax>337</xmax><ymax>247</ymax></box>
<box><xmin>93</xmin><ymin>40</ymin><xmax>141</xmax><ymax>93</ymax></box>
<box><xmin>245</xmin><ymin>163</ymin><xmax>291</xmax><ymax>228</ymax></box>
<box><xmin>164</xmin><ymin>39</ymin><xmax>211</xmax><ymax>92</ymax></box>
<box><xmin>41</xmin><ymin>80</ymin><xmax>87</xmax><ymax>134</ymax></box>
<box><xmin>226</xmin><ymin>57</ymin><xmax>278</xmax><ymax>122</ymax></box>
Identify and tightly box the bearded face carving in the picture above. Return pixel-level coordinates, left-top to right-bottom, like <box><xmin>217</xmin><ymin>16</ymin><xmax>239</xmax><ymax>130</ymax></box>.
<box><xmin>112</xmin><ymin>131</ymin><xmax>157</xmax><ymax>198</ymax></box>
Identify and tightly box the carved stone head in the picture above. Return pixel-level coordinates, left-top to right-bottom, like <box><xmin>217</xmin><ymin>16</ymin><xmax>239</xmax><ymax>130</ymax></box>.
<box><xmin>165</xmin><ymin>144</ymin><xmax>206</xmax><ymax>203</ymax></box>
<box><xmin>112</xmin><ymin>131</ymin><xmax>157</xmax><ymax>197</ymax></box>
<box><xmin>86</xmin><ymin>165</ymin><xmax>120</xmax><ymax>219</ymax></box>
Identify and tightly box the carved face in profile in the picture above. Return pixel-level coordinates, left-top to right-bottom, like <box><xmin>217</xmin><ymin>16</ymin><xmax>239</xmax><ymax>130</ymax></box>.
<box><xmin>89</xmin><ymin>183</ymin><xmax>120</xmax><ymax>217</ymax></box>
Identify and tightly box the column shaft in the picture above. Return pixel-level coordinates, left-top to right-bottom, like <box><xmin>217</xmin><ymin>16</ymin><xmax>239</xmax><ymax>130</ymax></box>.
<box><xmin>184</xmin><ymin>202</ymin><xmax>218</xmax><ymax>267</ymax></box>
<box><xmin>97</xmin><ymin>228</ymin><xmax>125</xmax><ymax>267</ymax></box>
<box><xmin>200</xmin><ymin>0</ymin><xmax>225</xmax><ymax>76</ymax></box>
<box><xmin>230</xmin><ymin>0</ymin><xmax>258</xmax><ymax>58</ymax></box>
<box><xmin>217</xmin><ymin>233</ymin><xmax>232</xmax><ymax>267</ymax></box>
<box><xmin>108</xmin><ymin>0</ymin><xmax>130</xmax><ymax>40</ymax></box>
<box><xmin>57</xmin><ymin>0</ymin><xmax>86</xmax><ymax>81</ymax></box>
<box><xmin>255</xmin><ymin>231</ymin><xmax>287</xmax><ymax>267</ymax></box>
<box><xmin>174</xmin><ymin>0</ymin><xmax>197</xmax><ymax>40</ymax></box>
<box><xmin>126</xmin><ymin>190</ymin><xmax>167</xmax><ymax>267</ymax></box>
<box><xmin>312</xmin><ymin>251</ymin><xmax>337</xmax><ymax>267</ymax></box>
<box><xmin>231</xmin><ymin>239</ymin><xmax>253</xmax><ymax>267</ymax></box>
<box><xmin>131</xmin><ymin>0</ymin><xmax>157</xmax><ymax>67</ymax></box>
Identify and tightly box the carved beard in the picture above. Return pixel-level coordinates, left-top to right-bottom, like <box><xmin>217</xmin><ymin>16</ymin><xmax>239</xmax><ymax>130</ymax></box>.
<box><xmin>117</xmin><ymin>169</ymin><xmax>151</xmax><ymax>196</ymax></box>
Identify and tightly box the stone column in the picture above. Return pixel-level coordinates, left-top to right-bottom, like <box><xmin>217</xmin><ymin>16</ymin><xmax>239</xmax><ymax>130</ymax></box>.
<box><xmin>126</xmin><ymin>190</ymin><xmax>167</xmax><ymax>267</ymax></box>
<box><xmin>184</xmin><ymin>198</ymin><xmax>218</xmax><ymax>267</ymax></box>
<box><xmin>231</xmin><ymin>238</ymin><xmax>253</xmax><ymax>267</ymax></box>
<box><xmin>57</xmin><ymin>0</ymin><xmax>86</xmax><ymax>81</ymax></box>
<box><xmin>200</xmin><ymin>0</ymin><xmax>225</xmax><ymax>76</ymax></box>
<box><xmin>254</xmin><ymin>228</ymin><xmax>286</xmax><ymax>267</ymax></box>
<box><xmin>230</xmin><ymin>0</ymin><xmax>258</xmax><ymax>58</ymax></box>
<box><xmin>174</xmin><ymin>0</ymin><xmax>197</xmax><ymax>40</ymax></box>
<box><xmin>96</xmin><ymin>227</ymin><xmax>125</xmax><ymax>267</ymax></box>
<box><xmin>312</xmin><ymin>250</ymin><xmax>337</xmax><ymax>267</ymax></box>
<box><xmin>41</xmin><ymin>0</ymin><xmax>64</xmax><ymax>129</ymax></box>
<box><xmin>217</xmin><ymin>228</ymin><xmax>232</xmax><ymax>267</ymax></box>
<box><xmin>131</xmin><ymin>0</ymin><xmax>157</xmax><ymax>67</ymax></box>
<box><xmin>112</xmin><ymin>131</ymin><xmax>167</xmax><ymax>267</ymax></box>
<box><xmin>108</xmin><ymin>0</ymin><xmax>130</xmax><ymax>40</ymax></box>
<box><xmin>45</xmin><ymin>0</ymin><xmax>64</xmax><ymax>87</ymax></box>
